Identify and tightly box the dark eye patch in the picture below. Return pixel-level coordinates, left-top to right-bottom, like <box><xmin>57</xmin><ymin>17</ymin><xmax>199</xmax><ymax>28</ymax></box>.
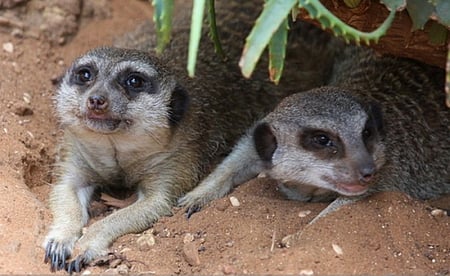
<box><xmin>119</xmin><ymin>71</ymin><xmax>155</xmax><ymax>98</ymax></box>
<box><xmin>300</xmin><ymin>128</ymin><xmax>343</xmax><ymax>159</ymax></box>
<box><xmin>71</xmin><ymin>65</ymin><xmax>97</xmax><ymax>86</ymax></box>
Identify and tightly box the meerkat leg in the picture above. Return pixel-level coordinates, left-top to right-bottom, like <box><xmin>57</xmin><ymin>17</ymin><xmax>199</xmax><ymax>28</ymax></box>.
<box><xmin>44</xmin><ymin>173</ymin><xmax>94</xmax><ymax>272</ymax></box>
<box><xmin>178</xmin><ymin>134</ymin><xmax>267</xmax><ymax>217</ymax></box>
<box><xmin>64</xmin><ymin>150</ymin><xmax>200</xmax><ymax>273</ymax></box>
<box><xmin>65</xmin><ymin>185</ymin><xmax>173</xmax><ymax>273</ymax></box>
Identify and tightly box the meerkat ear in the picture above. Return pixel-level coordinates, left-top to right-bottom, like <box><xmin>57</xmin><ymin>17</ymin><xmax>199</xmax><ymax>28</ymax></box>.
<box><xmin>168</xmin><ymin>84</ymin><xmax>189</xmax><ymax>126</ymax></box>
<box><xmin>366</xmin><ymin>100</ymin><xmax>384</xmax><ymax>134</ymax></box>
<box><xmin>253</xmin><ymin>122</ymin><xmax>277</xmax><ymax>162</ymax></box>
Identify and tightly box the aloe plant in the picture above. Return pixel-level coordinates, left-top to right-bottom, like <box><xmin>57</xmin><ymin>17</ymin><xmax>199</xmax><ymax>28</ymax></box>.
<box><xmin>151</xmin><ymin>0</ymin><xmax>450</xmax><ymax>106</ymax></box>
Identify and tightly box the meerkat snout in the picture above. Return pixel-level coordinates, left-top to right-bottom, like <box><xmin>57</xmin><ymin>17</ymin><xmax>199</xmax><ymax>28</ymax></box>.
<box><xmin>87</xmin><ymin>95</ymin><xmax>109</xmax><ymax>114</ymax></box>
<box><xmin>357</xmin><ymin>161</ymin><xmax>375</xmax><ymax>183</ymax></box>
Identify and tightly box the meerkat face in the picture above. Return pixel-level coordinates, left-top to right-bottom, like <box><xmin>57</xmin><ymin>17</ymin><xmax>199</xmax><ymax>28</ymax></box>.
<box><xmin>255</xmin><ymin>88</ymin><xmax>386</xmax><ymax>197</ymax></box>
<box><xmin>55</xmin><ymin>47</ymin><xmax>188</xmax><ymax>135</ymax></box>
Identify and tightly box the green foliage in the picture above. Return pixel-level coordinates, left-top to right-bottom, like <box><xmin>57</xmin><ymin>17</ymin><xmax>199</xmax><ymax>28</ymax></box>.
<box><xmin>206</xmin><ymin>0</ymin><xmax>225</xmax><ymax>60</ymax></box>
<box><xmin>298</xmin><ymin>0</ymin><xmax>399</xmax><ymax>45</ymax></box>
<box><xmin>405</xmin><ymin>0</ymin><xmax>450</xmax><ymax>44</ymax></box>
<box><xmin>187</xmin><ymin>0</ymin><xmax>206</xmax><ymax>77</ymax></box>
<box><xmin>239</xmin><ymin>0</ymin><xmax>296</xmax><ymax>79</ymax></box>
<box><xmin>152</xmin><ymin>0</ymin><xmax>173</xmax><ymax>54</ymax></box>
<box><xmin>268</xmin><ymin>17</ymin><xmax>289</xmax><ymax>84</ymax></box>
<box><xmin>152</xmin><ymin>0</ymin><xmax>449</xmax><ymax>98</ymax></box>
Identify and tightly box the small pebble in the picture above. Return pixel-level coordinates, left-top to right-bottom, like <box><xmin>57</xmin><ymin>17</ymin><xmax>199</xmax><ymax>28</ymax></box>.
<box><xmin>136</xmin><ymin>229</ymin><xmax>156</xmax><ymax>251</ymax></box>
<box><xmin>298</xmin><ymin>210</ymin><xmax>311</xmax><ymax>218</ymax></box>
<box><xmin>183</xmin><ymin>233</ymin><xmax>195</xmax><ymax>244</ymax></box>
<box><xmin>431</xmin><ymin>209</ymin><xmax>447</xmax><ymax>217</ymax></box>
<box><xmin>332</xmin><ymin>243</ymin><xmax>343</xmax><ymax>255</ymax></box>
<box><xmin>23</xmin><ymin>92</ymin><xmax>31</xmax><ymax>104</ymax></box>
<box><xmin>229</xmin><ymin>196</ymin><xmax>240</xmax><ymax>207</ymax></box>
<box><xmin>183</xmin><ymin>242</ymin><xmax>200</xmax><ymax>266</ymax></box>
<box><xmin>3</xmin><ymin>42</ymin><xmax>14</xmax><ymax>53</ymax></box>
<box><xmin>119</xmin><ymin>247</ymin><xmax>131</xmax><ymax>254</ymax></box>
<box><xmin>26</xmin><ymin>131</ymin><xmax>34</xmax><ymax>139</ymax></box>
<box><xmin>257</xmin><ymin>172</ymin><xmax>268</xmax><ymax>178</ymax></box>
<box><xmin>109</xmin><ymin>258</ymin><xmax>122</xmax><ymax>268</ymax></box>
<box><xmin>299</xmin><ymin>269</ymin><xmax>314</xmax><ymax>275</ymax></box>
<box><xmin>11</xmin><ymin>28</ymin><xmax>23</xmax><ymax>38</ymax></box>
<box><xmin>116</xmin><ymin>264</ymin><xmax>129</xmax><ymax>274</ymax></box>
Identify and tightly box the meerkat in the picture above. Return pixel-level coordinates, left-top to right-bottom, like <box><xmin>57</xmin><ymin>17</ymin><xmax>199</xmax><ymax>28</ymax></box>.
<box><xmin>179</xmin><ymin>44</ymin><xmax>450</xmax><ymax>224</ymax></box>
<box><xmin>42</xmin><ymin>1</ymin><xmax>340</xmax><ymax>272</ymax></box>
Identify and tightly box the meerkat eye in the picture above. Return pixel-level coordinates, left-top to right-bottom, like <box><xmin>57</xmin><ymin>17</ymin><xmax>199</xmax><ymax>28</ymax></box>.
<box><xmin>126</xmin><ymin>74</ymin><xmax>145</xmax><ymax>89</ymax></box>
<box><xmin>122</xmin><ymin>73</ymin><xmax>153</xmax><ymax>96</ymax></box>
<box><xmin>313</xmin><ymin>134</ymin><xmax>332</xmax><ymax>147</ymax></box>
<box><xmin>300</xmin><ymin>129</ymin><xmax>342</xmax><ymax>157</ymax></box>
<box><xmin>73</xmin><ymin>66</ymin><xmax>94</xmax><ymax>84</ymax></box>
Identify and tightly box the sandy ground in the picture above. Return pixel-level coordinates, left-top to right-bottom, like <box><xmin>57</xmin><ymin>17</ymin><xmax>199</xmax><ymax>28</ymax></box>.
<box><xmin>0</xmin><ymin>0</ymin><xmax>449</xmax><ymax>274</ymax></box>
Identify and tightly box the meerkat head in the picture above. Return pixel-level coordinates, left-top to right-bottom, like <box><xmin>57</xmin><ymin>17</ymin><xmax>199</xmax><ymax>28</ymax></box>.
<box><xmin>254</xmin><ymin>87</ymin><xmax>386</xmax><ymax>197</ymax></box>
<box><xmin>55</xmin><ymin>47</ymin><xmax>188</xmax><ymax>135</ymax></box>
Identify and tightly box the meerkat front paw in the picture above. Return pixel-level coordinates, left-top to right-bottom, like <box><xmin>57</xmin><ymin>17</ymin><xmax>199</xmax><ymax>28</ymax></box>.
<box><xmin>177</xmin><ymin>192</ymin><xmax>207</xmax><ymax>218</ymax></box>
<box><xmin>65</xmin><ymin>247</ymin><xmax>104</xmax><ymax>273</ymax></box>
<box><xmin>43</xmin><ymin>235</ymin><xmax>78</xmax><ymax>272</ymax></box>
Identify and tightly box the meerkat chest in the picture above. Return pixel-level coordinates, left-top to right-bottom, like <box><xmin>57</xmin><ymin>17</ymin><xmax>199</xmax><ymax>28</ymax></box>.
<box><xmin>68</xmin><ymin>130</ymin><xmax>168</xmax><ymax>185</ymax></box>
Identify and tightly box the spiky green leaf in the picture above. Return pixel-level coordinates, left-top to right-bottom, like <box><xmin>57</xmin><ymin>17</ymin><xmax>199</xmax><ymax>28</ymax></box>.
<box><xmin>436</xmin><ymin>0</ymin><xmax>450</xmax><ymax>27</ymax></box>
<box><xmin>239</xmin><ymin>0</ymin><xmax>297</xmax><ymax>78</ymax></box>
<box><xmin>268</xmin><ymin>18</ymin><xmax>288</xmax><ymax>84</ymax></box>
<box><xmin>206</xmin><ymin>0</ymin><xmax>225</xmax><ymax>59</ymax></box>
<box><xmin>405</xmin><ymin>0</ymin><xmax>434</xmax><ymax>30</ymax></box>
<box><xmin>187</xmin><ymin>0</ymin><xmax>206</xmax><ymax>77</ymax></box>
<box><xmin>152</xmin><ymin>0</ymin><xmax>174</xmax><ymax>54</ymax></box>
<box><xmin>379</xmin><ymin>0</ymin><xmax>406</xmax><ymax>11</ymax></box>
<box><xmin>427</xmin><ymin>21</ymin><xmax>448</xmax><ymax>45</ymax></box>
<box><xmin>299</xmin><ymin>0</ymin><xmax>400</xmax><ymax>45</ymax></box>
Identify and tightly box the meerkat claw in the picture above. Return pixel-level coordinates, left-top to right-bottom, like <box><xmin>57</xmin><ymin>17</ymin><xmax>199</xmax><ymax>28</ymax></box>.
<box><xmin>66</xmin><ymin>255</ymin><xmax>85</xmax><ymax>274</ymax></box>
<box><xmin>185</xmin><ymin>204</ymin><xmax>202</xmax><ymax>219</ymax></box>
<box><xmin>44</xmin><ymin>240</ymin><xmax>71</xmax><ymax>272</ymax></box>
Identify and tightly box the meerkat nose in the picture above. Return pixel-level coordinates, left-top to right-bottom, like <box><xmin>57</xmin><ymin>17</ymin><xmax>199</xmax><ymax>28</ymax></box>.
<box><xmin>87</xmin><ymin>95</ymin><xmax>109</xmax><ymax>113</ymax></box>
<box><xmin>359</xmin><ymin>165</ymin><xmax>375</xmax><ymax>184</ymax></box>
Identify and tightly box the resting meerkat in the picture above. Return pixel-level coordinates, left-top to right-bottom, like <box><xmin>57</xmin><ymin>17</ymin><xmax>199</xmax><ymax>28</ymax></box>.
<box><xmin>179</xmin><ymin>44</ymin><xmax>450</xmax><ymax>223</ymax></box>
<box><xmin>43</xmin><ymin>1</ymin><xmax>339</xmax><ymax>272</ymax></box>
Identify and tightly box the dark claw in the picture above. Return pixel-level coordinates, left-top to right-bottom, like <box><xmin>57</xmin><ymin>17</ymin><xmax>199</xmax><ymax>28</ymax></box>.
<box><xmin>185</xmin><ymin>204</ymin><xmax>202</xmax><ymax>219</ymax></box>
<box><xmin>66</xmin><ymin>255</ymin><xmax>85</xmax><ymax>274</ymax></box>
<box><xmin>51</xmin><ymin>252</ymin><xmax>59</xmax><ymax>272</ymax></box>
<box><xmin>44</xmin><ymin>239</ymin><xmax>71</xmax><ymax>272</ymax></box>
<box><xmin>44</xmin><ymin>240</ymin><xmax>53</xmax><ymax>264</ymax></box>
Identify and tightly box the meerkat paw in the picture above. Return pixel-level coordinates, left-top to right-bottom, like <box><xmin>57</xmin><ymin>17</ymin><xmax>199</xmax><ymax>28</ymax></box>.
<box><xmin>64</xmin><ymin>234</ymin><xmax>109</xmax><ymax>273</ymax></box>
<box><xmin>43</xmin><ymin>235</ymin><xmax>78</xmax><ymax>272</ymax></box>
<box><xmin>177</xmin><ymin>192</ymin><xmax>207</xmax><ymax>218</ymax></box>
<box><xmin>178</xmin><ymin>175</ymin><xmax>236</xmax><ymax>218</ymax></box>
<box><xmin>65</xmin><ymin>248</ymin><xmax>103</xmax><ymax>273</ymax></box>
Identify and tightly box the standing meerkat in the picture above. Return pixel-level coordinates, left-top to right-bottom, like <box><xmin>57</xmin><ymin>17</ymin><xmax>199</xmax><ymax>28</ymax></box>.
<box><xmin>43</xmin><ymin>1</ymin><xmax>339</xmax><ymax>272</ymax></box>
<box><xmin>179</xmin><ymin>44</ymin><xmax>450</xmax><ymax>224</ymax></box>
